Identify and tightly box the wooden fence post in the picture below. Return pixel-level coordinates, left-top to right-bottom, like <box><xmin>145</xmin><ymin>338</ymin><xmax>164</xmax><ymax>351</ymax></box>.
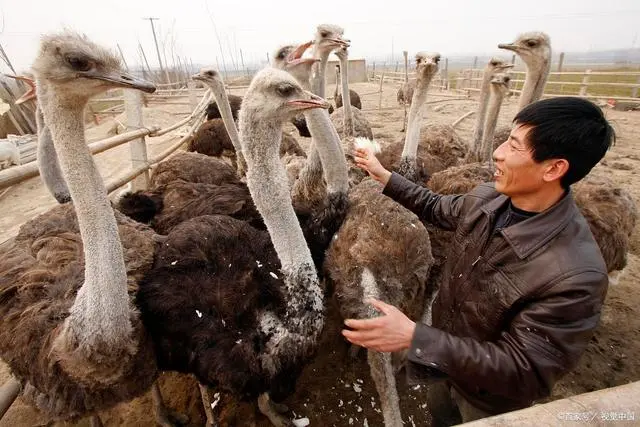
<box><xmin>632</xmin><ymin>75</ymin><xmax>640</xmax><ymax>98</ymax></box>
<box><xmin>557</xmin><ymin>52</ymin><xmax>565</xmax><ymax>72</ymax></box>
<box><xmin>124</xmin><ymin>90</ymin><xmax>150</xmax><ymax>191</ymax></box>
<box><xmin>187</xmin><ymin>81</ymin><xmax>198</xmax><ymax>111</ymax></box>
<box><xmin>443</xmin><ymin>58</ymin><xmax>449</xmax><ymax>90</ymax></box>
<box><xmin>378</xmin><ymin>72</ymin><xmax>385</xmax><ymax>111</ymax></box>
<box><xmin>579</xmin><ymin>69</ymin><xmax>592</xmax><ymax>97</ymax></box>
<box><xmin>473</xmin><ymin>56</ymin><xmax>478</xmax><ymax>69</ymax></box>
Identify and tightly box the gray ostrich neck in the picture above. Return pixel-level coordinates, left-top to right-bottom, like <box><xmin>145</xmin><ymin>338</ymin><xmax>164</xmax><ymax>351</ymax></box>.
<box><xmin>311</xmin><ymin>50</ymin><xmax>331</xmax><ymax>97</ymax></box>
<box><xmin>210</xmin><ymin>85</ymin><xmax>246</xmax><ymax>173</ymax></box>
<box><xmin>518</xmin><ymin>56</ymin><xmax>550</xmax><ymax>111</ymax></box>
<box><xmin>334</xmin><ymin>69</ymin><xmax>340</xmax><ymax>100</ymax></box>
<box><xmin>242</xmin><ymin>120</ymin><xmax>320</xmax><ymax>293</ymax></box>
<box><xmin>402</xmin><ymin>75</ymin><xmax>433</xmax><ymax>158</ymax></box>
<box><xmin>37</xmin><ymin>82</ymin><xmax>131</xmax><ymax>348</ymax></box>
<box><xmin>35</xmin><ymin>105</ymin><xmax>70</xmax><ymax>203</ymax></box>
<box><xmin>482</xmin><ymin>88</ymin><xmax>506</xmax><ymax>166</ymax></box>
<box><xmin>470</xmin><ymin>70</ymin><xmax>493</xmax><ymax>156</ymax></box>
<box><xmin>339</xmin><ymin>56</ymin><xmax>354</xmax><ymax>138</ymax></box>
<box><xmin>304</xmin><ymin>108</ymin><xmax>349</xmax><ymax>194</ymax></box>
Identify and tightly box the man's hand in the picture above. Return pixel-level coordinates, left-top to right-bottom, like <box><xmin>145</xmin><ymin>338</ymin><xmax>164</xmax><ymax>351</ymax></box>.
<box><xmin>342</xmin><ymin>299</ymin><xmax>416</xmax><ymax>352</ymax></box>
<box><xmin>353</xmin><ymin>147</ymin><xmax>392</xmax><ymax>186</ymax></box>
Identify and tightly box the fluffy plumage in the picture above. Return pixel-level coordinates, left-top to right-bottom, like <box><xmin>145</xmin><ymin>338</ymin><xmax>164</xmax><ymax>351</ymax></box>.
<box><xmin>0</xmin><ymin>204</ymin><xmax>158</xmax><ymax>419</ymax></box>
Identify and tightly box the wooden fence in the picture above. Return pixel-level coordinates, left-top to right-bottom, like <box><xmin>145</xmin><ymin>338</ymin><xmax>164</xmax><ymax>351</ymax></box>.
<box><xmin>454</xmin><ymin>68</ymin><xmax>640</xmax><ymax>102</ymax></box>
<box><xmin>0</xmin><ymin>84</ymin><xmax>214</xmax><ymax>196</ymax></box>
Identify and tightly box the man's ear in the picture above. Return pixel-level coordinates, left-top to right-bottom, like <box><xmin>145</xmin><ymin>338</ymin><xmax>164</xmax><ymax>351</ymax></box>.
<box><xmin>542</xmin><ymin>159</ymin><xmax>569</xmax><ymax>183</ymax></box>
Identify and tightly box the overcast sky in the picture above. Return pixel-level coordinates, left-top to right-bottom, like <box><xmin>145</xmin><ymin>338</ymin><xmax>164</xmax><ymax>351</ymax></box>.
<box><xmin>1</xmin><ymin>0</ymin><xmax>639</xmax><ymax>73</ymax></box>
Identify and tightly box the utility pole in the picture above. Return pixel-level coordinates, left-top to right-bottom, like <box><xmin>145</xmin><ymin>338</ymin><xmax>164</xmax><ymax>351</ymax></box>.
<box><xmin>143</xmin><ymin>17</ymin><xmax>169</xmax><ymax>84</ymax></box>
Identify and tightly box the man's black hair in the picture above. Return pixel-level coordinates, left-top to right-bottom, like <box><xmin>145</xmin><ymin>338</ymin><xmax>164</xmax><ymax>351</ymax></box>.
<box><xmin>514</xmin><ymin>96</ymin><xmax>615</xmax><ymax>188</ymax></box>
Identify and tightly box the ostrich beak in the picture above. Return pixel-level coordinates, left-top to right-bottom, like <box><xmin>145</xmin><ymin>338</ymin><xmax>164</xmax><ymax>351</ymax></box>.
<box><xmin>83</xmin><ymin>70</ymin><xmax>156</xmax><ymax>93</ymax></box>
<box><xmin>326</xmin><ymin>37</ymin><xmax>350</xmax><ymax>49</ymax></box>
<box><xmin>5</xmin><ymin>74</ymin><xmax>37</xmax><ymax>104</ymax></box>
<box><xmin>287</xmin><ymin>91</ymin><xmax>331</xmax><ymax>111</ymax></box>
<box><xmin>497</xmin><ymin>63</ymin><xmax>515</xmax><ymax>70</ymax></box>
<box><xmin>286</xmin><ymin>41</ymin><xmax>318</xmax><ymax>67</ymax></box>
<box><xmin>498</xmin><ymin>43</ymin><xmax>519</xmax><ymax>52</ymax></box>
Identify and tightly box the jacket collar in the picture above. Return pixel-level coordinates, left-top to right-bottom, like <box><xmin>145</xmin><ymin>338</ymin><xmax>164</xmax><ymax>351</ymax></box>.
<box><xmin>480</xmin><ymin>188</ymin><xmax>578</xmax><ymax>259</ymax></box>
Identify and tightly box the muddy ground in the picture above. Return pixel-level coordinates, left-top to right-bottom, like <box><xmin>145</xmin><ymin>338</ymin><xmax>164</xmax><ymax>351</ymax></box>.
<box><xmin>1</xmin><ymin>80</ymin><xmax>639</xmax><ymax>426</ymax></box>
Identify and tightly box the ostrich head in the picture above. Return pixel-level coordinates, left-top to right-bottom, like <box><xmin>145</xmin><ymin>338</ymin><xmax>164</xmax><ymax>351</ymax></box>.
<box><xmin>415</xmin><ymin>52</ymin><xmax>441</xmax><ymax>83</ymax></box>
<box><xmin>491</xmin><ymin>73</ymin><xmax>511</xmax><ymax>94</ymax></box>
<box><xmin>498</xmin><ymin>32</ymin><xmax>551</xmax><ymax>68</ymax></box>
<box><xmin>334</xmin><ymin>45</ymin><xmax>349</xmax><ymax>62</ymax></box>
<box><xmin>272</xmin><ymin>42</ymin><xmax>318</xmax><ymax>85</ymax></box>
<box><xmin>242</xmin><ymin>68</ymin><xmax>330</xmax><ymax>125</ymax></box>
<box><xmin>32</xmin><ymin>31</ymin><xmax>155</xmax><ymax>103</ymax></box>
<box><xmin>314</xmin><ymin>24</ymin><xmax>349</xmax><ymax>55</ymax></box>
<box><xmin>487</xmin><ymin>57</ymin><xmax>514</xmax><ymax>73</ymax></box>
<box><xmin>192</xmin><ymin>68</ymin><xmax>228</xmax><ymax>102</ymax></box>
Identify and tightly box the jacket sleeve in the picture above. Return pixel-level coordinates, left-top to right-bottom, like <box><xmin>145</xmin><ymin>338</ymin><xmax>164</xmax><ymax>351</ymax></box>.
<box><xmin>382</xmin><ymin>172</ymin><xmax>466</xmax><ymax>230</ymax></box>
<box><xmin>406</xmin><ymin>270</ymin><xmax>607</xmax><ymax>404</ymax></box>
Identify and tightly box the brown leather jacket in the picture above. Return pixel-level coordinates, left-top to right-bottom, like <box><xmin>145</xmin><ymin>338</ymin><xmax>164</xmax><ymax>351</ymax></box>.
<box><xmin>382</xmin><ymin>172</ymin><xmax>608</xmax><ymax>414</ymax></box>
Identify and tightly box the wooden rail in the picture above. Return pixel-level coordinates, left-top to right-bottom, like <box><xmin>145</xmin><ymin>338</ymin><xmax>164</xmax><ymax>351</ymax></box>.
<box><xmin>0</xmin><ymin>89</ymin><xmax>211</xmax><ymax>192</ymax></box>
<box><xmin>455</xmin><ymin>68</ymin><xmax>640</xmax><ymax>101</ymax></box>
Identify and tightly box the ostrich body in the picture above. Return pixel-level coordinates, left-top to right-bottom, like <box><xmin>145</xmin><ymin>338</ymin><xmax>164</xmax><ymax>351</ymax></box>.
<box><xmin>333</xmin><ymin>64</ymin><xmax>362</xmax><ymax>109</ymax></box>
<box><xmin>0</xmin><ymin>32</ymin><xmax>178</xmax><ymax>423</ymax></box>
<box><xmin>324</xmin><ymin>178</ymin><xmax>434</xmax><ymax>427</ymax></box>
<box><xmin>136</xmin><ymin>68</ymin><xmax>332</xmax><ymax>426</ymax></box>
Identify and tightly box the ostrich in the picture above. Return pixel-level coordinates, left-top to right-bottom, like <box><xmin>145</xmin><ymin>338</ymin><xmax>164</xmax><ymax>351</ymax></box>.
<box><xmin>378</xmin><ymin>55</ymin><xmax>512</xmax><ymax>183</ymax></box>
<box><xmin>186</xmin><ymin>68</ymin><xmax>247</xmax><ymax>175</ymax></box>
<box><xmin>0</xmin><ymin>31</ymin><xmax>184</xmax><ymax>426</ymax></box>
<box><xmin>498</xmin><ymin>32</ymin><xmax>551</xmax><ymax>112</ymax></box>
<box><xmin>324</xmin><ymin>177</ymin><xmax>434</xmax><ymax>426</ymax></box>
<box><xmin>491</xmin><ymin>31</ymin><xmax>552</xmax><ymax>145</ymax></box>
<box><xmin>9</xmin><ymin>74</ymin><xmax>70</xmax><ymax>202</ymax></box>
<box><xmin>469</xmin><ymin>58</ymin><xmax>514</xmax><ymax>161</ymax></box>
<box><xmin>377</xmin><ymin>52</ymin><xmax>442</xmax><ymax>183</ymax></box>
<box><xmin>188</xmin><ymin>70</ymin><xmax>305</xmax><ymax>170</ymax></box>
<box><xmin>135</xmin><ymin>67</ymin><xmax>333</xmax><ymax>427</ymax></box>
<box><xmin>333</xmin><ymin>64</ymin><xmax>362</xmax><ymax>109</ymax></box>
<box><xmin>480</xmin><ymin>74</ymin><xmax>511</xmax><ymax>165</ymax></box>
<box><xmin>206</xmin><ymin>93</ymin><xmax>242</xmax><ymax>121</ymax></box>
<box><xmin>330</xmin><ymin>46</ymin><xmax>374</xmax><ymax>140</ymax></box>
<box><xmin>289</xmin><ymin>24</ymin><xmax>347</xmax><ymax>138</ymax></box>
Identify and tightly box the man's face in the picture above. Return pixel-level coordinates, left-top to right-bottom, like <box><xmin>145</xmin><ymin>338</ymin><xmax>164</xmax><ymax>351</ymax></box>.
<box><xmin>493</xmin><ymin>124</ymin><xmax>549</xmax><ymax>197</ymax></box>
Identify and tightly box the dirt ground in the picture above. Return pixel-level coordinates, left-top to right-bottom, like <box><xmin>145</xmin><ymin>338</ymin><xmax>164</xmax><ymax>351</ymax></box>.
<box><xmin>1</xmin><ymin>81</ymin><xmax>639</xmax><ymax>426</ymax></box>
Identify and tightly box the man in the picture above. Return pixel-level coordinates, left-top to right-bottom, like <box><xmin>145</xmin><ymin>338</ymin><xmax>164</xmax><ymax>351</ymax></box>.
<box><xmin>343</xmin><ymin>97</ymin><xmax>613</xmax><ymax>425</ymax></box>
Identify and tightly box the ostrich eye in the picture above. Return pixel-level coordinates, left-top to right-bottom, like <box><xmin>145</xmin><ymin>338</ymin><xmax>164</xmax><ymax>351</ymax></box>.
<box><xmin>206</xmin><ymin>70</ymin><xmax>216</xmax><ymax>77</ymax></box>
<box><xmin>504</xmin><ymin>76</ymin><xmax>511</xmax><ymax>83</ymax></box>
<box><xmin>67</xmin><ymin>56</ymin><xmax>91</xmax><ymax>72</ymax></box>
<box><xmin>320</xmin><ymin>31</ymin><xmax>329</xmax><ymax>38</ymax></box>
<box><xmin>490</xmin><ymin>60</ymin><xmax>498</xmax><ymax>66</ymax></box>
<box><xmin>434</xmin><ymin>56</ymin><xmax>441</xmax><ymax>64</ymax></box>
<box><xmin>526</xmin><ymin>40</ymin><xmax>538</xmax><ymax>47</ymax></box>
<box><xmin>276</xmin><ymin>84</ymin><xmax>295</xmax><ymax>97</ymax></box>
